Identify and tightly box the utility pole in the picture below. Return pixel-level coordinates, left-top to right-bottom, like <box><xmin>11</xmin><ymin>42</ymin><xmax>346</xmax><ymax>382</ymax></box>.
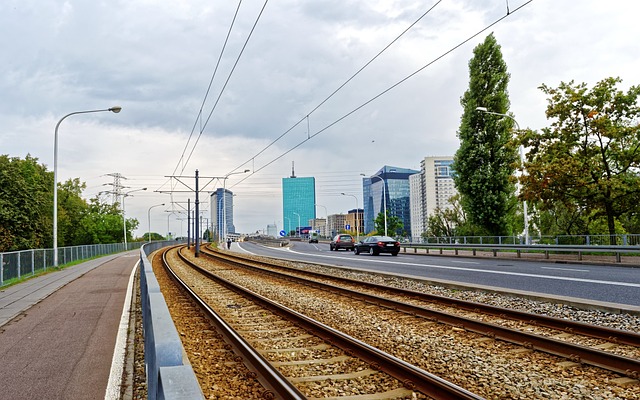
<box><xmin>195</xmin><ymin>169</ymin><xmax>200</xmax><ymax>257</ymax></box>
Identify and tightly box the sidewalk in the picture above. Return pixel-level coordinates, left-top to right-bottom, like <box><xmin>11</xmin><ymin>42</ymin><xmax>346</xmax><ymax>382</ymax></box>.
<box><xmin>0</xmin><ymin>252</ymin><xmax>138</xmax><ymax>400</ymax></box>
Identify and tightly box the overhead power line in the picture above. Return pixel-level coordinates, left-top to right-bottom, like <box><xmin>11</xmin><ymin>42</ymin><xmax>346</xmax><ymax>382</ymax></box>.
<box><xmin>179</xmin><ymin>0</ymin><xmax>270</xmax><ymax>176</ymax></box>
<box><xmin>172</xmin><ymin>0</ymin><xmax>244</xmax><ymax>178</ymax></box>
<box><xmin>228</xmin><ymin>0</ymin><xmax>443</xmax><ymax>176</ymax></box>
<box><xmin>228</xmin><ymin>0</ymin><xmax>533</xmax><ymax>189</ymax></box>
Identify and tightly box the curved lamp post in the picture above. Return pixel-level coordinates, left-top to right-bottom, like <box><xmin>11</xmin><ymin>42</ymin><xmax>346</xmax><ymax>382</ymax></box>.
<box><xmin>147</xmin><ymin>203</ymin><xmax>165</xmax><ymax>243</ymax></box>
<box><xmin>475</xmin><ymin>107</ymin><xmax>529</xmax><ymax>245</ymax></box>
<box><xmin>341</xmin><ymin>193</ymin><xmax>359</xmax><ymax>241</ymax></box>
<box><xmin>315</xmin><ymin>204</ymin><xmax>328</xmax><ymax>238</ymax></box>
<box><xmin>362</xmin><ymin>173</ymin><xmax>387</xmax><ymax>236</ymax></box>
<box><xmin>122</xmin><ymin>187</ymin><xmax>147</xmax><ymax>251</ymax></box>
<box><xmin>222</xmin><ymin>169</ymin><xmax>250</xmax><ymax>243</ymax></box>
<box><xmin>53</xmin><ymin>106</ymin><xmax>121</xmax><ymax>267</ymax></box>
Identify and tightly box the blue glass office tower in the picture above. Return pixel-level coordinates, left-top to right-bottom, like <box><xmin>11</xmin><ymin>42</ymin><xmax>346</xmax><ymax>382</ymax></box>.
<box><xmin>282</xmin><ymin>175</ymin><xmax>316</xmax><ymax>235</ymax></box>
<box><xmin>363</xmin><ymin>165</ymin><xmax>419</xmax><ymax>236</ymax></box>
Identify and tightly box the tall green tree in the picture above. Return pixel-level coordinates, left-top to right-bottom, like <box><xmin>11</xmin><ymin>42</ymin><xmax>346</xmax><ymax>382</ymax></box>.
<box><xmin>520</xmin><ymin>77</ymin><xmax>640</xmax><ymax>241</ymax></box>
<box><xmin>374</xmin><ymin>211</ymin><xmax>403</xmax><ymax>237</ymax></box>
<box><xmin>0</xmin><ymin>155</ymin><xmax>53</xmax><ymax>251</ymax></box>
<box><xmin>453</xmin><ymin>33</ymin><xmax>519</xmax><ymax>237</ymax></box>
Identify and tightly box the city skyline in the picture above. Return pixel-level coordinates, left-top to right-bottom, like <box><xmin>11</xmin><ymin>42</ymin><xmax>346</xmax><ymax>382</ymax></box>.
<box><xmin>2</xmin><ymin>1</ymin><xmax>638</xmax><ymax>236</ymax></box>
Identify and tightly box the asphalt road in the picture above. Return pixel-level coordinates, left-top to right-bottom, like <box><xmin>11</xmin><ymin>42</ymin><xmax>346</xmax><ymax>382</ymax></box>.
<box><xmin>231</xmin><ymin>241</ymin><xmax>640</xmax><ymax>309</ymax></box>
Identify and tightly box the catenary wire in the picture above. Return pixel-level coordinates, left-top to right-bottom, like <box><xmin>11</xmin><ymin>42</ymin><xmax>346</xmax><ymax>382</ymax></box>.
<box><xmin>171</xmin><ymin>0</ymin><xmax>244</xmax><ymax>178</ymax></box>
<box><xmin>180</xmin><ymin>0</ymin><xmax>270</xmax><ymax>175</ymax></box>
<box><xmin>227</xmin><ymin>0</ymin><xmax>443</xmax><ymax>176</ymax></box>
<box><xmin>228</xmin><ymin>0</ymin><xmax>533</xmax><ymax>189</ymax></box>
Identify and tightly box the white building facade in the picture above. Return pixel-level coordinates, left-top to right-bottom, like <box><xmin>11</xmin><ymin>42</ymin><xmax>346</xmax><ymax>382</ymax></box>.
<box><xmin>410</xmin><ymin>156</ymin><xmax>458</xmax><ymax>240</ymax></box>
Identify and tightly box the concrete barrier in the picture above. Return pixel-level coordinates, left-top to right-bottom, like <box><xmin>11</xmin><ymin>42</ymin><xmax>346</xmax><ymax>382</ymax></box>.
<box><xmin>140</xmin><ymin>242</ymin><xmax>204</xmax><ymax>400</ymax></box>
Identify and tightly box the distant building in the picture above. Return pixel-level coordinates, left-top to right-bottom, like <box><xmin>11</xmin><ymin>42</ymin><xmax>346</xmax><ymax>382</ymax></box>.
<box><xmin>409</xmin><ymin>173</ymin><xmax>424</xmax><ymax>240</ymax></box>
<box><xmin>282</xmin><ymin>163</ymin><xmax>316</xmax><ymax>236</ymax></box>
<box><xmin>344</xmin><ymin>209</ymin><xmax>364</xmax><ymax>239</ymax></box>
<box><xmin>266</xmin><ymin>223</ymin><xmax>278</xmax><ymax>238</ymax></box>
<box><xmin>327</xmin><ymin>213</ymin><xmax>347</xmax><ymax>238</ymax></box>
<box><xmin>210</xmin><ymin>187</ymin><xmax>235</xmax><ymax>242</ymax></box>
<box><xmin>362</xmin><ymin>165</ymin><xmax>419</xmax><ymax>236</ymax></box>
<box><xmin>309</xmin><ymin>218</ymin><xmax>327</xmax><ymax>238</ymax></box>
<box><xmin>410</xmin><ymin>156</ymin><xmax>458</xmax><ymax>239</ymax></box>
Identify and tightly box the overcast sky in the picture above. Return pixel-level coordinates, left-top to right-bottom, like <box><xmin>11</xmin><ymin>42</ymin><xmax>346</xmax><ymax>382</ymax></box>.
<box><xmin>2</xmin><ymin>0</ymin><xmax>639</xmax><ymax>238</ymax></box>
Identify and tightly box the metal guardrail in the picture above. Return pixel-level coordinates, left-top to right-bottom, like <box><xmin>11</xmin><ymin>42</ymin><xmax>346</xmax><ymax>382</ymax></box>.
<box><xmin>0</xmin><ymin>242</ymin><xmax>145</xmax><ymax>287</ymax></box>
<box><xmin>414</xmin><ymin>234</ymin><xmax>640</xmax><ymax>246</ymax></box>
<box><xmin>140</xmin><ymin>242</ymin><xmax>204</xmax><ymax>400</ymax></box>
<box><xmin>401</xmin><ymin>243</ymin><xmax>640</xmax><ymax>263</ymax></box>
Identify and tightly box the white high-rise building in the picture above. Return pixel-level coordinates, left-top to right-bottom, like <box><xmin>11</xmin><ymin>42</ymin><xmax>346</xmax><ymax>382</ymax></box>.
<box><xmin>409</xmin><ymin>173</ymin><xmax>424</xmax><ymax>241</ymax></box>
<box><xmin>410</xmin><ymin>156</ymin><xmax>458</xmax><ymax>240</ymax></box>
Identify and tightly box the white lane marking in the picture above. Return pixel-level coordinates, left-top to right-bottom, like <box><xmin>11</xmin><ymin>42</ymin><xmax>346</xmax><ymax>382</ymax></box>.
<box><xmin>278</xmin><ymin>247</ymin><xmax>640</xmax><ymax>289</ymax></box>
<box><xmin>105</xmin><ymin>260</ymin><xmax>138</xmax><ymax>400</ymax></box>
<box><xmin>236</xmin><ymin>242</ymin><xmax>257</xmax><ymax>255</ymax></box>
<box><xmin>541</xmin><ymin>266</ymin><xmax>590</xmax><ymax>272</ymax></box>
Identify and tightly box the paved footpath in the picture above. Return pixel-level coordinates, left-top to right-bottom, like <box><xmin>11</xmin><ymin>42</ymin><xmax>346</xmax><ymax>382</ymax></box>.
<box><xmin>0</xmin><ymin>251</ymin><xmax>138</xmax><ymax>400</ymax></box>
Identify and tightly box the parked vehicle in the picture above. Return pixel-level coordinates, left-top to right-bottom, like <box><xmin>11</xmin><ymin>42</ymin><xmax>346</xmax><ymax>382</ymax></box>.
<box><xmin>354</xmin><ymin>236</ymin><xmax>400</xmax><ymax>256</ymax></box>
<box><xmin>330</xmin><ymin>234</ymin><xmax>355</xmax><ymax>251</ymax></box>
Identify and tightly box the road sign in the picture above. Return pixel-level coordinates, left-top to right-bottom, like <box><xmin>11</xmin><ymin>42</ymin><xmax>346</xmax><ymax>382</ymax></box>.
<box><xmin>345</xmin><ymin>224</ymin><xmax>351</xmax><ymax>230</ymax></box>
<box><xmin>279</xmin><ymin>230</ymin><xmax>286</xmax><ymax>237</ymax></box>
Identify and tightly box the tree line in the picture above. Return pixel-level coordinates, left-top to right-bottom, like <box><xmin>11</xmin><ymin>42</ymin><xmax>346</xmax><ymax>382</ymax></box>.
<box><xmin>427</xmin><ymin>33</ymin><xmax>640</xmax><ymax>241</ymax></box>
<box><xmin>0</xmin><ymin>155</ymin><xmax>140</xmax><ymax>252</ymax></box>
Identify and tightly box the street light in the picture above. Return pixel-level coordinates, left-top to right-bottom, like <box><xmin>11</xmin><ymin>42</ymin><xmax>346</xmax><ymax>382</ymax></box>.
<box><xmin>221</xmin><ymin>169</ymin><xmax>250</xmax><ymax>243</ymax></box>
<box><xmin>53</xmin><ymin>106</ymin><xmax>121</xmax><ymax>267</ymax></box>
<box><xmin>315</xmin><ymin>204</ymin><xmax>328</xmax><ymax>238</ymax></box>
<box><xmin>292</xmin><ymin>212</ymin><xmax>301</xmax><ymax>238</ymax></box>
<box><xmin>362</xmin><ymin>173</ymin><xmax>387</xmax><ymax>236</ymax></box>
<box><xmin>147</xmin><ymin>203</ymin><xmax>165</xmax><ymax>243</ymax></box>
<box><xmin>341</xmin><ymin>193</ymin><xmax>359</xmax><ymax>242</ymax></box>
<box><xmin>284</xmin><ymin>217</ymin><xmax>291</xmax><ymax>237</ymax></box>
<box><xmin>122</xmin><ymin>187</ymin><xmax>147</xmax><ymax>251</ymax></box>
<box><xmin>476</xmin><ymin>107</ymin><xmax>529</xmax><ymax>245</ymax></box>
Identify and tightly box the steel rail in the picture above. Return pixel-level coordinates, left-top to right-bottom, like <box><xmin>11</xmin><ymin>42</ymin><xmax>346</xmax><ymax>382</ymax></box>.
<box><xmin>177</xmin><ymin>246</ymin><xmax>484</xmax><ymax>400</ymax></box>
<box><xmin>208</xmin><ymin>246</ymin><xmax>640</xmax><ymax>347</ymax></box>
<box><xmin>160</xmin><ymin>247</ymin><xmax>307</xmax><ymax>400</ymax></box>
<box><xmin>202</xmin><ymin>247</ymin><xmax>640</xmax><ymax>379</ymax></box>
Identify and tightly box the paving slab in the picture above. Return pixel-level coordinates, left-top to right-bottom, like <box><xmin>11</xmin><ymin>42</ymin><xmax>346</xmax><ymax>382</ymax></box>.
<box><xmin>0</xmin><ymin>251</ymin><xmax>138</xmax><ymax>400</ymax></box>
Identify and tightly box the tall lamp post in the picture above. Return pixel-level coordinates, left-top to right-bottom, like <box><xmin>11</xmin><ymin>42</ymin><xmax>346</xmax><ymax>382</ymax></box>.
<box><xmin>284</xmin><ymin>217</ymin><xmax>291</xmax><ymax>237</ymax></box>
<box><xmin>221</xmin><ymin>169</ymin><xmax>250</xmax><ymax>243</ymax></box>
<box><xmin>315</xmin><ymin>204</ymin><xmax>328</xmax><ymax>238</ymax></box>
<box><xmin>475</xmin><ymin>107</ymin><xmax>529</xmax><ymax>245</ymax></box>
<box><xmin>362</xmin><ymin>174</ymin><xmax>387</xmax><ymax>236</ymax></box>
<box><xmin>147</xmin><ymin>203</ymin><xmax>165</xmax><ymax>243</ymax></box>
<box><xmin>53</xmin><ymin>106</ymin><xmax>121</xmax><ymax>267</ymax></box>
<box><xmin>292</xmin><ymin>212</ymin><xmax>301</xmax><ymax>238</ymax></box>
<box><xmin>122</xmin><ymin>187</ymin><xmax>147</xmax><ymax>251</ymax></box>
<box><xmin>341</xmin><ymin>193</ymin><xmax>359</xmax><ymax>242</ymax></box>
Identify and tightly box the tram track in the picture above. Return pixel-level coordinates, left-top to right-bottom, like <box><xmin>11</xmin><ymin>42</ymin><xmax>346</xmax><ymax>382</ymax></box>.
<box><xmin>160</xmin><ymin>245</ymin><xmax>480</xmax><ymax>399</ymax></box>
<box><xmin>200</xmin><ymin>245</ymin><xmax>640</xmax><ymax>378</ymax></box>
<box><xmin>155</xmin><ymin>244</ymin><xmax>640</xmax><ymax>398</ymax></box>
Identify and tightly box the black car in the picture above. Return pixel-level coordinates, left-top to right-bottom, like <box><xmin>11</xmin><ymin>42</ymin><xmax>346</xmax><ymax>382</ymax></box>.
<box><xmin>329</xmin><ymin>234</ymin><xmax>355</xmax><ymax>251</ymax></box>
<box><xmin>354</xmin><ymin>236</ymin><xmax>400</xmax><ymax>256</ymax></box>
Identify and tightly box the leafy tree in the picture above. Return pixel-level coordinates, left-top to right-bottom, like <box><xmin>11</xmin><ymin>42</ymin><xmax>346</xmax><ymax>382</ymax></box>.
<box><xmin>453</xmin><ymin>33</ymin><xmax>519</xmax><ymax>236</ymax></box>
<box><xmin>57</xmin><ymin>178</ymin><xmax>88</xmax><ymax>246</ymax></box>
<box><xmin>374</xmin><ymin>211</ymin><xmax>403</xmax><ymax>237</ymax></box>
<box><xmin>423</xmin><ymin>195</ymin><xmax>467</xmax><ymax>237</ymax></box>
<box><xmin>520</xmin><ymin>77</ymin><xmax>640</xmax><ymax>241</ymax></box>
<box><xmin>141</xmin><ymin>232</ymin><xmax>165</xmax><ymax>241</ymax></box>
<box><xmin>0</xmin><ymin>155</ymin><xmax>53</xmax><ymax>251</ymax></box>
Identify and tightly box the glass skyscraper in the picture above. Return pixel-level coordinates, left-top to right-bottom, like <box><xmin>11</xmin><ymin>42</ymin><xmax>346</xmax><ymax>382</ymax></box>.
<box><xmin>210</xmin><ymin>188</ymin><xmax>235</xmax><ymax>241</ymax></box>
<box><xmin>282</xmin><ymin>176</ymin><xmax>316</xmax><ymax>235</ymax></box>
<box><xmin>363</xmin><ymin>165</ymin><xmax>419</xmax><ymax>236</ymax></box>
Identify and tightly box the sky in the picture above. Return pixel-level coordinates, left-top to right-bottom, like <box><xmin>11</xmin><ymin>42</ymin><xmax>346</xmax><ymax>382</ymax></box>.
<box><xmin>2</xmin><ymin>0</ymin><xmax>639</xmax><ymax>238</ymax></box>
